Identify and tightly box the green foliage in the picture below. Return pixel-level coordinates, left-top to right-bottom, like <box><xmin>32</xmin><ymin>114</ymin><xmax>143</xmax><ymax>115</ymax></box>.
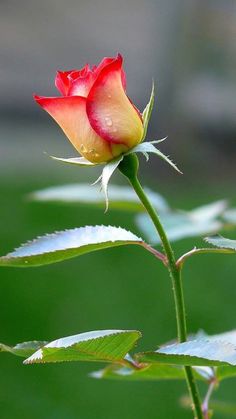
<box><xmin>136</xmin><ymin>339</ymin><xmax>236</xmax><ymax>367</ymax></box>
<box><xmin>31</xmin><ymin>184</ymin><xmax>235</xmax><ymax>245</ymax></box>
<box><xmin>92</xmin><ymin>363</ymin><xmax>186</xmax><ymax>381</ymax></box>
<box><xmin>30</xmin><ymin>184</ymin><xmax>169</xmax><ymax>213</ymax></box>
<box><xmin>137</xmin><ymin>200</ymin><xmax>226</xmax><ymax>244</ymax></box>
<box><xmin>91</xmin><ymin>363</ymin><xmax>206</xmax><ymax>381</ymax></box>
<box><xmin>204</xmin><ymin>235</ymin><xmax>236</xmax><ymax>251</ymax></box>
<box><xmin>24</xmin><ymin>330</ymin><xmax>141</xmax><ymax>364</ymax></box>
<box><xmin>3</xmin><ymin>324</ymin><xmax>236</xmax><ymax>385</ymax></box>
<box><xmin>203</xmin><ymin>330</ymin><xmax>236</xmax><ymax>380</ymax></box>
<box><xmin>223</xmin><ymin>209</ymin><xmax>236</xmax><ymax>224</ymax></box>
<box><xmin>0</xmin><ymin>226</ymin><xmax>143</xmax><ymax>267</ymax></box>
<box><xmin>0</xmin><ymin>341</ymin><xmax>47</xmax><ymax>357</ymax></box>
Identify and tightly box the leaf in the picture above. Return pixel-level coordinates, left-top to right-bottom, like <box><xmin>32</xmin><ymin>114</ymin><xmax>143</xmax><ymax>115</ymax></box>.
<box><xmin>136</xmin><ymin>200</ymin><xmax>226</xmax><ymax>244</ymax></box>
<box><xmin>186</xmin><ymin>329</ymin><xmax>236</xmax><ymax>381</ymax></box>
<box><xmin>136</xmin><ymin>211</ymin><xmax>222</xmax><ymax>244</ymax></box>
<box><xmin>204</xmin><ymin>235</ymin><xmax>236</xmax><ymax>251</ymax></box>
<box><xmin>30</xmin><ymin>184</ymin><xmax>169</xmax><ymax>213</ymax></box>
<box><xmin>190</xmin><ymin>200</ymin><xmax>227</xmax><ymax>222</ymax></box>
<box><xmin>49</xmin><ymin>154</ymin><xmax>125</xmax><ymax>211</ymax></box>
<box><xmin>24</xmin><ymin>330</ymin><xmax>141</xmax><ymax>364</ymax></box>
<box><xmin>202</xmin><ymin>330</ymin><xmax>236</xmax><ymax>381</ymax></box>
<box><xmin>90</xmin><ymin>363</ymin><xmax>206</xmax><ymax>381</ymax></box>
<box><xmin>0</xmin><ymin>341</ymin><xmax>48</xmax><ymax>357</ymax></box>
<box><xmin>50</xmin><ymin>156</ymin><xmax>98</xmax><ymax>166</ymax></box>
<box><xmin>0</xmin><ymin>226</ymin><xmax>144</xmax><ymax>267</ymax></box>
<box><xmin>207</xmin><ymin>330</ymin><xmax>236</xmax><ymax>346</ymax></box>
<box><xmin>142</xmin><ymin>81</ymin><xmax>155</xmax><ymax>141</ymax></box>
<box><xmin>130</xmin><ymin>141</ymin><xmax>181</xmax><ymax>173</ymax></box>
<box><xmin>223</xmin><ymin>209</ymin><xmax>236</xmax><ymax>224</ymax></box>
<box><xmin>91</xmin><ymin>363</ymin><xmax>185</xmax><ymax>381</ymax></box>
<box><xmin>217</xmin><ymin>365</ymin><xmax>236</xmax><ymax>381</ymax></box>
<box><xmin>136</xmin><ymin>340</ymin><xmax>236</xmax><ymax>367</ymax></box>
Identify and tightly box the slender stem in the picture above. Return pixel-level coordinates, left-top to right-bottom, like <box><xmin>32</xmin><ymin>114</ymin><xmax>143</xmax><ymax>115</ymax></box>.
<box><xmin>130</xmin><ymin>175</ymin><xmax>187</xmax><ymax>339</ymax></box>
<box><xmin>131</xmin><ymin>176</ymin><xmax>203</xmax><ymax>418</ymax></box>
<box><xmin>119</xmin><ymin>155</ymin><xmax>203</xmax><ymax>419</ymax></box>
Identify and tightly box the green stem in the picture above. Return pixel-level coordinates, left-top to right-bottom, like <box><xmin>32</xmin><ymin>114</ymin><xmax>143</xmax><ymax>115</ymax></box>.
<box><xmin>119</xmin><ymin>154</ymin><xmax>203</xmax><ymax>419</ymax></box>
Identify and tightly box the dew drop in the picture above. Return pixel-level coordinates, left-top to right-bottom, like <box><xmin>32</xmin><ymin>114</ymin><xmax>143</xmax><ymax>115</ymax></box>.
<box><xmin>88</xmin><ymin>149</ymin><xmax>96</xmax><ymax>155</ymax></box>
<box><xmin>80</xmin><ymin>144</ymin><xmax>86</xmax><ymax>152</ymax></box>
<box><xmin>105</xmin><ymin>116</ymin><xmax>113</xmax><ymax>127</ymax></box>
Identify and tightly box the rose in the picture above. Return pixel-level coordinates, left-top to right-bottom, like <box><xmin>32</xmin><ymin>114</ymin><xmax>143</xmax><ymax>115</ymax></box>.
<box><xmin>34</xmin><ymin>54</ymin><xmax>144</xmax><ymax>163</ymax></box>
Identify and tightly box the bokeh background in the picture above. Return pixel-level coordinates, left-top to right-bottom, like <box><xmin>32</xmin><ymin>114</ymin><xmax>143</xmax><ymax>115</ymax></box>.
<box><xmin>0</xmin><ymin>0</ymin><xmax>236</xmax><ymax>418</ymax></box>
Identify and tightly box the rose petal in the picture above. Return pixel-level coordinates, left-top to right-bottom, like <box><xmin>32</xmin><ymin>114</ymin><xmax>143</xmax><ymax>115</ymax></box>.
<box><xmin>55</xmin><ymin>70</ymin><xmax>76</xmax><ymax>96</ymax></box>
<box><xmin>34</xmin><ymin>95</ymin><xmax>113</xmax><ymax>163</ymax></box>
<box><xmin>68</xmin><ymin>70</ymin><xmax>96</xmax><ymax>97</ymax></box>
<box><xmin>94</xmin><ymin>56</ymin><xmax>126</xmax><ymax>90</ymax></box>
<box><xmin>86</xmin><ymin>54</ymin><xmax>143</xmax><ymax>147</ymax></box>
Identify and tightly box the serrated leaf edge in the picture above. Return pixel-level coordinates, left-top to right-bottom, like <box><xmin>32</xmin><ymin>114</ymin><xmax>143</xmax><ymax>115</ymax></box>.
<box><xmin>136</xmin><ymin>339</ymin><xmax>236</xmax><ymax>366</ymax></box>
<box><xmin>1</xmin><ymin>225</ymin><xmax>143</xmax><ymax>260</ymax></box>
<box><xmin>24</xmin><ymin>330</ymin><xmax>142</xmax><ymax>365</ymax></box>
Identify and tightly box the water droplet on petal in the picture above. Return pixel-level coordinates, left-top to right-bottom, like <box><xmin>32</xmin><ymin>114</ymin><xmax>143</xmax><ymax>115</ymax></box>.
<box><xmin>80</xmin><ymin>144</ymin><xmax>87</xmax><ymax>152</ymax></box>
<box><xmin>105</xmin><ymin>117</ymin><xmax>113</xmax><ymax>127</ymax></box>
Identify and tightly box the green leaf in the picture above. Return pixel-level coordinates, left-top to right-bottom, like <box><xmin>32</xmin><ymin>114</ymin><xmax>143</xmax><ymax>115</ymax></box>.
<box><xmin>217</xmin><ymin>365</ymin><xmax>236</xmax><ymax>380</ymax></box>
<box><xmin>186</xmin><ymin>329</ymin><xmax>236</xmax><ymax>381</ymax></box>
<box><xmin>0</xmin><ymin>341</ymin><xmax>48</xmax><ymax>357</ymax></box>
<box><xmin>91</xmin><ymin>363</ymin><xmax>185</xmax><ymax>381</ymax></box>
<box><xmin>137</xmin><ymin>214</ymin><xmax>220</xmax><ymax>245</ymax></box>
<box><xmin>130</xmin><ymin>141</ymin><xmax>181</xmax><ymax>173</ymax></box>
<box><xmin>136</xmin><ymin>200</ymin><xmax>226</xmax><ymax>244</ymax></box>
<box><xmin>50</xmin><ymin>156</ymin><xmax>98</xmax><ymax>166</ymax></box>
<box><xmin>90</xmin><ymin>363</ymin><xmax>206</xmax><ymax>381</ymax></box>
<box><xmin>136</xmin><ymin>340</ymin><xmax>236</xmax><ymax>367</ymax></box>
<box><xmin>0</xmin><ymin>226</ymin><xmax>144</xmax><ymax>267</ymax></box>
<box><xmin>50</xmin><ymin>154</ymin><xmax>124</xmax><ymax>211</ymax></box>
<box><xmin>202</xmin><ymin>330</ymin><xmax>236</xmax><ymax>381</ymax></box>
<box><xmin>24</xmin><ymin>330</ymin><xmax>141</xmax><ymax>364</ymax></box>
<box><xmin>190</xmin><ymin>200</ymin><xmax>227</xmax><ymax>221</ymax></box>
<box><xmin>222</xmin><ymin>208</ymin><xmax>236</xmax><ymax>224</ymax></box>
<box><xmin>207</xmin><ymin>330</ymin><xmax>236</xmax><ymax>346</ymax></box>
<box><xmin>204</xmin><ymin>235</ymin><xmax>236</xmax><ymax>251</ymax></box>
<box><xmin>142</xmin><ymin>81</ymin><xmax>155</xmax><ymax>141</ymax></box>
<box><xmin>30</xmin><ymin>184</ymin><xmax>169</xmax><ymax>213</ymax></box>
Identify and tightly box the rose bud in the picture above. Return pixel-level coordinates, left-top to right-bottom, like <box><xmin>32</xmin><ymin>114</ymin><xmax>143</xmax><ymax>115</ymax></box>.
<box><xmin>34</xmin><ymin>54</ymin><xmax>144</xmax><ymax>163</ymax></box>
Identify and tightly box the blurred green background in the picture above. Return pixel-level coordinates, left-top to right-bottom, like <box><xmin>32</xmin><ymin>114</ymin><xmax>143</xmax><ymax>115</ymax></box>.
<box><xmin>1</xmin><ymin>0</ymin><xmax>236</xmax><ymax>418</ymax></box>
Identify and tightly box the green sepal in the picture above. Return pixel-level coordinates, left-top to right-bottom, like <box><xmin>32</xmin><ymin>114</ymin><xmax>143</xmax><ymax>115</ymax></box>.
<box><xmin>142</xmin><ymin>81</ymin><xmax>155</xmax><ymax>141</ymax></box>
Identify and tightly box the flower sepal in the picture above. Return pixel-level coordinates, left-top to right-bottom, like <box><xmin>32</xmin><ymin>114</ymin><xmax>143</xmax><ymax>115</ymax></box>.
<box><xmin>50</xmin><ymin>155</ymin><xmax>98</xmax><ymax>166</ymax></box>
<box><xmin>49</xmin><ymin>137</ymin><xmax>181</xmax><ymax>211</ymax></box>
